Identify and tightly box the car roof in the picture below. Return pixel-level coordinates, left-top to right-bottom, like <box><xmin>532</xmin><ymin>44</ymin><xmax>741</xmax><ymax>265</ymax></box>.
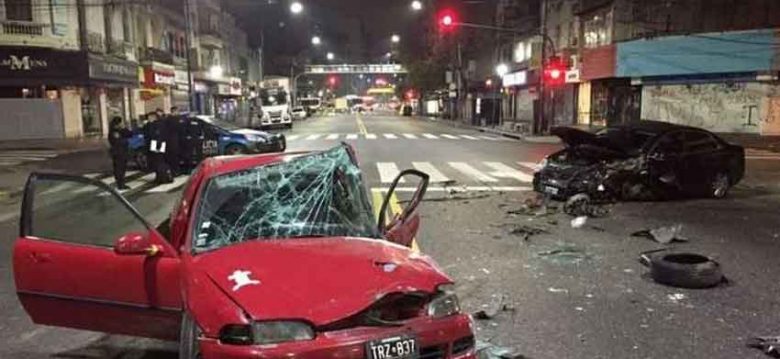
<box><xmin>199</xmin><ymin>151</ymin><xmax>312</xmax><ymax>178</ymax></box>
<box><xmin>615</xmin><ymin>120</ymin><xmax>702</xmax><ymax>135</ymax></box>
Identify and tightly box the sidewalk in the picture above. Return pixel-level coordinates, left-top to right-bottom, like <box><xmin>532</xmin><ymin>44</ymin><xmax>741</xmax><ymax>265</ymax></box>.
<box><xmin>0</xmin><ymin>138</ymin><xmax>107</xmax><ymax>152</ymax></box>
<box><xmin>420</xmin><ymin>116</ymin><xmax>561</xmax><ymax>144</ymax></box>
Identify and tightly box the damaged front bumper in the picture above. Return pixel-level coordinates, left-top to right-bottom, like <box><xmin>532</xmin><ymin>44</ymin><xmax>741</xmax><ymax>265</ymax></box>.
<box><xmin>533</xmin><ymin>156</ymin><xmax>648</xmax><ymax>201</ymax></box>
<box><xmin>198</xmin><ymin>313</ymin><xmax>476</xmax><ymax>359</ymax></box>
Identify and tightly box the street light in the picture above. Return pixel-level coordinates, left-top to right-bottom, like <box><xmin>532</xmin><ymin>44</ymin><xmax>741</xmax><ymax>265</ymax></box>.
<box><xmin>385</xmin><ymin>52</ymin><xmax>392</xmax><ymax>58</ymax></box>
<box><xmin>391</xmin><ymin>34</ymin><xmax>400</xmax><ymax>43</ymax></box>
<box><xmin>326</xmin><ymin>52</ymin><xmax>334</xmax><ymax>60</ymax></box>
<box><xmin>411</xmin><ymin>0</ymin><xmax>422</xmax><ymax>11</ymax></box>
<box><xmin>495</xmin><ymin>63</ymin><xmax>509</xmax><ymax>77</ymax></box>
<box><xmin>311</xmin><ymin>36</ymin><xmax>321</xmax><ymax>45</ymax></box>
<box><xmin>290</xmin><ymin>1</ymin><xmax>303</xmax><ymax>14</ymax></box>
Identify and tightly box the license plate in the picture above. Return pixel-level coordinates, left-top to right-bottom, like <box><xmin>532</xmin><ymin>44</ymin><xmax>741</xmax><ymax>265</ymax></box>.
<box><xmin>544</xmin><ymin>186</ymin><xmax>559</xmax><ymax>195</ymax></box>
<box><xmin>366</xmin><ymin>336</ymin><xmax>418</xmax><ymax>359</ymax></box>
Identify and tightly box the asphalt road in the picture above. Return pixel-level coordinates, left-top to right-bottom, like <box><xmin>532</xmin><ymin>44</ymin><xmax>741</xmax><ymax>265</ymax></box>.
<box><xmin>1</xmin><ymin>112</ymin><xmax>780</xmax><ymax>358</ymax></box>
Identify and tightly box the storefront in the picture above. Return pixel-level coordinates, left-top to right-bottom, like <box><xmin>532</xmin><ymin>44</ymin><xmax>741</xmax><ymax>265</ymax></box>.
<box><xmin>215</xmin><ymin>77</ymin><xmax>243</xmax><ymax>123</ymax></box>
<box><xmin>173</xmin><ymin>69</ymin><xmax>191</xmax><ymax>112</ymax></box>
<box><xmin>140</xmin><ymin>63</ymin><xmax>175</xmax><ymax>114</ymax></box>
<box><xmin>501</xmin><ymin>69</ymin><xmax>537</xmax><ymax>133</ymax></box>
<box><xmin>0</xmin><ymin>46</ymin><xmax>137</xmax><ymax>140</ymax></box>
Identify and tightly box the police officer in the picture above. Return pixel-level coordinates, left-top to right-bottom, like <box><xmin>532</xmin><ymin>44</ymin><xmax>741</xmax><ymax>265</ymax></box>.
<box><xmin>161</xmin><ymin>112</ymin><xmax>182</xmax><ymax>176</ymax></box>
<box><xmin>144</xmin><ymin>111</ymin><xmax>173</xmax><ymax>184</ymax></box>
<box><xmin>108</xmin><ymin>116</ymin><xmax>131</xmax><ymax>190</ymax></box>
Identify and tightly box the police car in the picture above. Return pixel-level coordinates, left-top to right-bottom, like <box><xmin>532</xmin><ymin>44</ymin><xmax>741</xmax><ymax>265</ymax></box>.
<box><xmin>129</xmin><ymin>116</ymin><xmax>286</xmax><ymax>171</ymax></box>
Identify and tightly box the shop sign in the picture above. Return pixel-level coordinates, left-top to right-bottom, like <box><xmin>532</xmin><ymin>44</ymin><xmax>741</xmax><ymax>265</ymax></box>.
<box><xmin>0</xmin><ymin>46</ymin><xmax>87</xmax><ymax>85</ymax></box>
<box><xmin>502</xmin><ymin>71</ymin><xmax>527</xmax><ymax>87</ymax></box>
<box><xmin>565</xmin><ymin>69</ymin><xmax>580</xmax><ymax>84</ymax></box>
<box><xmin>194</xmin><ymin>81</ymin><xmax>209</xmax><ymax>93</ymax></box>
<box><xmin>217</xmin><ymin>82</ymin><xmax>242</xmax><ymax>96</ymax></box>
<box><xmin>145</xmin><ymin>67</ymin><xmax>175</xmax><ymax>87</ymax></box>
<box><xmin>175</xmin><ymin>69</ymin><xmax>189</xmax><ymax>84</ymax></box>
<box><xmin>88</xmin><ymin>54</ymin><xmax>137</xmax><ymax>84</ymax></box>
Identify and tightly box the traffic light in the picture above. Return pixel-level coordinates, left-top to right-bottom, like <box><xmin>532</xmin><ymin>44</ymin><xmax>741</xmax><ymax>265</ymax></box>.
<box><xmin>328</xmin><ymin>76</ymin><xmax>338</xmax><ymax>87</ymax></box>
<box><xmin>438</xmin><ymin>9</ymin><xmax>457</xmax><ymax>33</ymax></box>
<box><xmin>543</xmin><ymin>56</ymin><xmax>567</xmax><ymax>86</ymax></box>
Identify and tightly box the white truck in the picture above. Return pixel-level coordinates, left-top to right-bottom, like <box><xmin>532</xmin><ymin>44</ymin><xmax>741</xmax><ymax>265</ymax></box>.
<box><xmin>253</xmin><ymin>76</ymin><xmax>292</xmax><ymax>129</ymax></box>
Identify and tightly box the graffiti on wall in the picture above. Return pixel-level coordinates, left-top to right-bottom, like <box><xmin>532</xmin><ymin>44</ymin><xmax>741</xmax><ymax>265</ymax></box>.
<box><xmin>641</xmin><ymin>82</ymin><xmax>780</xmax><ymax>134</ymax></box>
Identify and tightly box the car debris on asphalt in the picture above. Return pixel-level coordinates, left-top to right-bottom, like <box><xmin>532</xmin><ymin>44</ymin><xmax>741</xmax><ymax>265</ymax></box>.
<box><xmin>474</xmin><ymin>294</ymin><xmax>515</xmax><ymax>320</ymax></box>
<box><xmin>631</xmin><ymin>224</ymin><xmax>688</xmax><ymax>244</ymax></box>
<box><xmin>640</xmin><ymin>252</ymin><xmax>724</xmax><ymax>288</ymax></box>
<box><xmin>570</xmin><ymin>216</ymin><xmax>588</xmax><ymax>228</ymax></box>
<box><xmin>476</xmin><ymin>340</ymin><xmax>529</xmax><ymax>359</ymax></box>
<box><xmin>563</xmin><ymin>193</ymin><xmax>610</xmax><ymax>217</ymax></box>
<box><xmin>747</xmin><ymin>336</ymin><xmax>780</xmax><ymax>358</ymax></box>
<box><xmin>508</xmin><ymin>224</ymin><xmax>550</xmax><ymax>241</ymax></box>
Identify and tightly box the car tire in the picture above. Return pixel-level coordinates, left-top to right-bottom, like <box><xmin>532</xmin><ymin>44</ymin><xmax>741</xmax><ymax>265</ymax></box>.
<box><xmin>225</xmin><ymin>144</ymin><xmax>246</xmax><ymax>155</ymax></box>
<box><xmin>711</xmin><ymin>172</ymin><xmax>730</xmax><ymax>198</ymax></box>
<box><xmin>649</xmin><ymin>253</ymin><xmax>723</xmax><ymax>289</ymax></box>
<box><xmin>179</xmin><ymin>312</ymin><xmax>201</xmax><ymax>359</ymax></box>
<box><xmin>133</xmin><ymin>151</ymin><xmax>149</xmax><ymax>172</ymax></box>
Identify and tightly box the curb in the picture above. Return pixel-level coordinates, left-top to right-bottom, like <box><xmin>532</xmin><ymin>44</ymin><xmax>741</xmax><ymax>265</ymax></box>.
<box><xmin>418</xmin><ymin>116</ymin><xmax>561</xmax><ymax>143</ymax></box>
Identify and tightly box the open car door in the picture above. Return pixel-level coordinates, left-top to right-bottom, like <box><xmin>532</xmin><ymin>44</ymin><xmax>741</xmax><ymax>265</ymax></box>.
<box><xmin>13</xmin><ymin>173</ymin><xmax>182</xmax><ymax>340</ymax></box>
<box><xmin>378</xmin><ymin>169</ymin><xmax>430</xmax><ymax>247</ymax></box>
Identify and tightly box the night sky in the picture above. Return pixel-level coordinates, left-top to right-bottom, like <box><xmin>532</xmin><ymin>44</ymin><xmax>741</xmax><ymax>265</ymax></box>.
<box><xmin>224</xmin><ymin>0</ymin><xmax>496</xmax><ymax>75</ymax></box>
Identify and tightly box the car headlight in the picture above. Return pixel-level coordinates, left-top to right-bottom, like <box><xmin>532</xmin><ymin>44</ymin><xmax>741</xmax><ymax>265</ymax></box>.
<box><xmin>427</xmin><ymin>284</ymin><xmax>461</xmax><ymax>318</ymax></box>
<box><xmin>538</xmin><ymin>157</ymin><xmax>549</xmax><ymax>170</ymax></box>
<box><xmin>253</xmin><ymin>321</ymin><xmax>315</xmax><ymax>345</ymax></box>
<box><xmin>244</xmin><ymin>134</ymin><xmax>266</xmax><ymax>143</ymax></box>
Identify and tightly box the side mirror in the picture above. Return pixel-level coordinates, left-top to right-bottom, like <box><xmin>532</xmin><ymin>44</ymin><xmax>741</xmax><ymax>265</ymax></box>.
<box><xmin>114</xmin><ymin>232</ymin><xmax>162</xmax><ymax>256</ymax></box>
<box><xmin>378</xmin><ymin>169</ymin><xmax>430</xmax><ymax>234</ymax></box>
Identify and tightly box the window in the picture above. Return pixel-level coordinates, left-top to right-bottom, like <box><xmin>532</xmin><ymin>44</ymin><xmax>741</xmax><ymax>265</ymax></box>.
<box><xmin>583</xmin><ymin>9</ymin><xmax>613</xmax><ymax>48</ymax></box>
<box><xmin>684</xmin><ymin>131</ymin><xmax>721</xmax><ymax>153</ymax></box>
<box><xmin>28</xmin><ymin>177</ymin><xmax>149</xmax><ymax>248</ymax></box>
<box><xmin>651</xmin><ymin>132</ymin><xmax>684</xmax><ymax>155</ymax></box>
<box><xmin>5</xmin><ymin>0</ymin><xmax>33</xmax><ymax>21</ymax></box>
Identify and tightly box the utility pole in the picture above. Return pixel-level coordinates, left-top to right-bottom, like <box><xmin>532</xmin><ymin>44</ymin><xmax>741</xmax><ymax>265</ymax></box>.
<box><xmin>537</xmin><ymin>0</ymin><xmax>547</xmax><ymax>135</ymax></box>
<box><xmin>184</xmin><ymin>0</ymin><xmax>195</xmax><ymax>112</ymax></box>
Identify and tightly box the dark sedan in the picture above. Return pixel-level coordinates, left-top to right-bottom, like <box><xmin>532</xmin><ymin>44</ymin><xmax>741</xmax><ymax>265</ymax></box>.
<box><xmin>533</xmin><ymin>121</ymin><xmax>745</xmax><ymax>201</ymax></box>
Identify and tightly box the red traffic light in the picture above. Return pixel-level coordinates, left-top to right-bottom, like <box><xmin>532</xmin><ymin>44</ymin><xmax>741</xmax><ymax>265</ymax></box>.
<box><xmin>328</xmin><ymin>76</ymin><xmax>338</xmax><ymax>86</ymax></box>
<box><xmin>438</xmin><ymin>9</ymin><xmax>457</xmax><ymax>32</ymax></box>
<box><xmin>543</xmin><ymin>57</ymin><xmax>567</xmax><ymax>86</ymax></box>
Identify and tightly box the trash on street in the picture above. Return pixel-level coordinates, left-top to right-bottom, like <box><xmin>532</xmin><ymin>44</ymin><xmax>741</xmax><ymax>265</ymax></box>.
<box><xmin>508</xmin><ymin>224</ymin><xmax>550</xmax><ymax>241</ymax></box>
<box><xmin>641</xmin><ymin>252</ymin><xmax>724</xmax><ymax>288</ymax></box>
<box><xmin>474</xmin><ymin>294</ymin><xmax>515</xmax><ymax>320</ymax></box>
<box><xmin>570</xmin><ymin>216</ymin><xmax>588</xmax><ymax>228</ymax></box>
<box><xmin>631</xmin><ymin>224</ymin><xmax>688</xmax><ymax>244</ymax></box>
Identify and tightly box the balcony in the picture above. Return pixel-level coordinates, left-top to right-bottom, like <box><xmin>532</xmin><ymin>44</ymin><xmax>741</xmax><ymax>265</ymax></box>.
<box><xmin>198</xmin><ymin>29</ymin><xmax>222</xmax><ymax>49</ymax></box>
<box><xmin>139</xmin><ymin>47</ymin><xmax>174</xmax><ymax>65</ymax></box>
<box><xmin>1</xmin><ymin>21</ymin><xmax>47</xmax><ymax>36</ymax></box>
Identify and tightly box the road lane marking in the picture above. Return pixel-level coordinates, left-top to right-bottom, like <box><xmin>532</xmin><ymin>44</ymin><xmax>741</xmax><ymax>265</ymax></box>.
<box><xmin>356</xmin><ymin>114</ymin><xmax>368</xmax><ymax>135</ymax></box>
<box><xmin>448</xmin><ymin>162</ymin><xmax>498</xmax><ymax>182</ymax></box>
<box><xmin>365</xmin><ymin>133</ymin><xmax>377</xmax><ymax>140</ymax></box>
<box><xmin>459</xmin><ymin>135</ymin><xmax>479</xmax><ymax>140</ymax></box>
<box><xmin>377</xmin><ymin>162</ymin><xmax>406</xmax><ymax>183</ymax></box>
<box><xmin>517</xmin><ymin>161</ymin><xmax>540</xmax><ymax>171</ymax></box>
<box><xmin>440</xmin><ymin>134</ymin><xmax>459</xmax><ymax>139</ymax></box>
<box><xmin>383</xmin><ymin>133</ymin><xmax>398</xmax><ymax>139</ymax></box>
<box><xmin>346</xmin><ymin>133</ymin><xmax>358</xmax><ymax>140</ymax></box>
<box><xmin>375</xmin><ymin>186</ymin><xmax>532</xmax><ymax>192</ymax></box>
<box><xmin>389</xmin><ymin>191</ymin><xmax>420</xmax><ymax>253</ymax></box>
<box><xmin>121</xmin><ymin>173</ymin><xmax>156</xmax><ymax>192</ymax></box>
<box><xmin>403</xmin><ymin>133</ymin><xmax>418</xmax><ymax>139</ymax></box>
<box><xmin>147</xmin><ymin>175</ymin><xmax>190</xmax><ymax>193</ymax></box>
<box><xmin>326</xmin><ymin>134</ymin><xmax>339</xmax><ymax>140</ymax></box>
<box><xmin>422</xmin><ymin>133</ymin><xmax>438</xmax><ymax>139</ymax></box>
<box><xmin>305</xmin><ymin>134</ymin><xmax>322</xmax><ymax>140</ymax></box>
<box><xmin>483</xmin><ymin>162</ymin><xmax>533</xmax><ymax>182</ymax></box>
<box><xmin>412</xmin><ymin>162</ymin><xmax>450</xmax><ymax>183</ymax></box>
<box><xmin>479</xmin><ymin>135</ymin><xmax>501</xmax><ymax>141</ymax></box>
<box><xmin>286</xmin><ymin>135</ymin><xmax>301</xmax><ymax>141</ymax></box>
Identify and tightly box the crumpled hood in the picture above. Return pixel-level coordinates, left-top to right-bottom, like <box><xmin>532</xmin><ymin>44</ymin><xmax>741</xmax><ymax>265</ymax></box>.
<box><xmin>551</xmin><ymin>127</ymin><xmax>629</xmax><ymax>156</ymax></box>
<box><xmin>193</xmin><ymin>237</ymin><xmax>450</xmax><ymax>326</ymax></box>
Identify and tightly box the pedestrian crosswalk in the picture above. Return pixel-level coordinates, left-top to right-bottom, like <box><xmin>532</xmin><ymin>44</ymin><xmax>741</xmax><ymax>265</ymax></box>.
<box><xmin>0</xmin><ymin>150</ymin><xmax>61</xmax><ymax>167</ymax></box>
<box><xmin>284</xmin><ymin>133</ymin><xmax>510</xmax><ymax>142</ymax></box>
<box><xmin>26</xmin><ymin>160</ymin><xmax>539</xmax><ymax>201</ymax></box>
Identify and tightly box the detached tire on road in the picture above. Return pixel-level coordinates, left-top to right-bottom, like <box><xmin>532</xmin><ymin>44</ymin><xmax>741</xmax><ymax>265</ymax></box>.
<box><xmin>649</xmin><ymin>253</ymin><xmax>723</xmax><ymax>289</ymax></box>
<box><xmin>179</xmin><ymin>312</ymin><xmax>201</xmax><ymax>359</ymax></box>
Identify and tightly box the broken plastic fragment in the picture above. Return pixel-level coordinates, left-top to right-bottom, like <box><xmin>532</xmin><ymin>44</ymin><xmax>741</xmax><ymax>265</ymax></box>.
<box><xmin>570</xmin><ymin>216</ymin><xmax>588</xmax><ymax>228</ymax></box>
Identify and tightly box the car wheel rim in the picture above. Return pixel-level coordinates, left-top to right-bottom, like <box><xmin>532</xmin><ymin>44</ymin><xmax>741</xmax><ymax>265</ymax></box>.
<box><xmin>228</xmin><ymin>147</ymin><xmax>242</xmax><ymax>155</ymax></box>
<box><xmin>712</xmin><ymin>173</ymin><xmax>729</xmax><ymax>197</ymax></box>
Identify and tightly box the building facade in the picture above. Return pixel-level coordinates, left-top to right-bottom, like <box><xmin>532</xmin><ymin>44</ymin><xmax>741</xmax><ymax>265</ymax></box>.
<box><xmin>0</xmin><ymin>0</ymin><xmax>258</xmax><ymax>140</ymax></box>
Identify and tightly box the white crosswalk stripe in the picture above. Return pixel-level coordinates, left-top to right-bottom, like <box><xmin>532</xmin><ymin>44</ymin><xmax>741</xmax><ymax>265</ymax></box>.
<box><xmin>346</xmin><ymin>134</ymin><xmax>358</xmax><ymax>140</ymax></box>
<box><xmin>448</xmin><ymin>162</ymin><xmax>499</xmax><ymax>182</ymax></box>
<box><xmin>483</xmin><ymin>162</ymin><xmax>533</xmax><ymax>182</ymax></box>
<box><xmin>479</xmin><ymin>135</ymin><xmax>502</xmax><ymax>141</ymax></box>
<box><xmin>376</xmin><ymin>162</ymin><xmax>405</xmax><ymax>183</ymax></box>
<box><xmin>422</xmin><ymin>133</ymin><xmax>439</xmax><ymax>139</ymax></box>
<box><xmin>403</xmin><ymin>133</ymin><xmax>418</xmax><ymax>139</ymax></box>
<box><xmin>326</xmin><ymin>134</ymin><xmax>339</xmax><ymax>140</ymax></box>
<box><xmin>383</xmin><ymin>133</ymin><xmax>398</xmax><ymax>139</ymax></box>
<box><xmin>517</xmin><ymin>161</ymin><xmax>540</xmax><ymax>172</ymax></box>
<box><xmin>459</xmin><ymin>135</ymin><xmax>479</xmax><ymax>140</ymax></box>
<box><xmin>305</xmin><ymin>134</ymin><xmax>322</xmax><ymax>140</ymax></box>
<box><xmin>412</xmin><ymin>162</ymin><xmax>450</xmax><ymax>183</ymax></box>
<box><xmin>286</xmin><ymin>134</ymin><xmax>301</xmax><ymax>141</ymax></box>
<box><xmin>365</xmin><ymin>133</ymin><xmax>377</xmax><ymax>140</ymax></box>
<box><xmin>440</xmin><ymin>134</ymin><xmax>459</xmax><ymax>140</ymax></box>
<box><xmin>0</xmin><ymin>150</ymin><xmax>62</xmax><ymax>167</ymax></box>
<box><xmin>147</xmin><ymin>175</ymin><xmax>190</xmax><ymax>193</ymax></box>
<box><xmin>120</xmin><ymin>173</ymin><xmax>156</xmax><ymax>193</ymax></box>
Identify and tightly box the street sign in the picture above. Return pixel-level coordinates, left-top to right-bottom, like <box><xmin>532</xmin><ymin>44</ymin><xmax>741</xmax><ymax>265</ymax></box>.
<box><xmin>303</xmin><ymin>64</ymin><xmax>408</xmax><ymax>74</ymax></box>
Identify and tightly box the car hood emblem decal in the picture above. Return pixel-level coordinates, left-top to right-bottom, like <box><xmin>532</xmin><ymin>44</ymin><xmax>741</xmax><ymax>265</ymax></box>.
<box><xmin>228</xmin><ymin>270</ymin><xmax>261</xmax><ymax>291</ymax></box>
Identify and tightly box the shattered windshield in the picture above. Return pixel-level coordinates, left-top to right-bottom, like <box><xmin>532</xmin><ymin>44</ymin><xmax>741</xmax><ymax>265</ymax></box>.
<box><xmin>193</xmin><ymin>146</ymin><xmax>380</xmax><ymax>253</ymax></box>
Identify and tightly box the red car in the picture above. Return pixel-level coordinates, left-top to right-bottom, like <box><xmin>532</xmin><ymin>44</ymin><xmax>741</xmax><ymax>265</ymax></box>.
<box><xmin>13</xmin><ymin>144</ymin><xmax>475</xmax><ymax>359</ymax></box>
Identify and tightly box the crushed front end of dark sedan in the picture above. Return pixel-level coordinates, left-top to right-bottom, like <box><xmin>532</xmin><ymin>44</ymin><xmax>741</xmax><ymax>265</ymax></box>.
<box><xmin>533</xmin><ymin>121</ymin><xmax>745</xmax><ymax>202</ymax></box>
